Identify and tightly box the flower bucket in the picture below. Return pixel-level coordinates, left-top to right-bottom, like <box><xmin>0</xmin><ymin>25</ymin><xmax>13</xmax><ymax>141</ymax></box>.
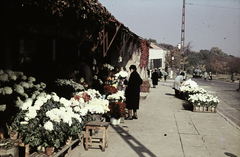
<box><xmin>110</xmin><ymin>117</ymin><xmax>121</xmax><ymax>125</ymax></box>
<box><xmin>199</xmin><ymin>106</ymin><xmax>204</xmax><ymax>112</ymax></box>
<box><xmin>46</xmin><ymin>147</ymin><xmax>54</xmax><ymax>156</ymax></box>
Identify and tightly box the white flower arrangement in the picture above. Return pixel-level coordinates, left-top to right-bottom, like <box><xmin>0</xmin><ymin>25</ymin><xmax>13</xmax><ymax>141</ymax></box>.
<box><xmin>115</xmin><ymin>71</ymin><xmax>128</xmax><ymax>79</ymax></box>
<box><xmin>188</xmin><ymin>93</ymin><xmax>219</xmax><ymax>107</ymax></box>
<box><xmin>86</xmin><ymin>89</ymin><xmax>101</xmax><ymax>99</ymax></box>
<box><xmin>107</xmin><ymin>91</ymin><xmax>126</xmax><ymax>102</ymax></box>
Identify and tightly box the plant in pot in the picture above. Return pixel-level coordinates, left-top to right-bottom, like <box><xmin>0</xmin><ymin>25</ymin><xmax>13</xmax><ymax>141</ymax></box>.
<box><xmin>108</xmin><ymin>102</ymin><xmax>126</xmax><ymax>125</ymax></box>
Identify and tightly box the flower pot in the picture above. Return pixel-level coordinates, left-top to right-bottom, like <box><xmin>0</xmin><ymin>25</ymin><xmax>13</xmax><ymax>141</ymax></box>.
<box><xmin>195</xmin><ymin>106</ymin><xmax>200</xmax><ymax>112</ymax></box>
<box><xmin>208</xmin><ymin>106</ymin><xmax>212</xmax><ymax>112</ymax></box>
<box><xmin>211</xmin><ymin>106</ymin><xmax>216</xmax><ymax>112</ymax></box>
<box><xmin>203</xmin><ymin>106</ymin><xmax>207</xmax><ymax>112</ymax></box>
<box><xmin>46</xmin><ymin>147</ymin><xmax>54</xmax><ymax>156</ymax></box>
<box><xmin>10</xmin><ymin>132</ymin><xmax>18</xmax><ymax>140</ymax></box>
<box><xmin>110</xmin><ymin>117</ymin><xmax>121</xmax><ymax>125</ymax></box>
<box><xmin>199</xmin><ymin>106</ymin><xmax>204</xmax><ymax>112</ymax></box>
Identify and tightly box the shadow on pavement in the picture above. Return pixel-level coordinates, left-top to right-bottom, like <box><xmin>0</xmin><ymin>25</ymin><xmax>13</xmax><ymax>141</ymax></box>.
<box><xmin>111</xmin><ymin>125</ymin><xmax>157</xmax><ymax>157</ymax></box>
<box><xmin>182</xmin><ymin>102</ymin><xmax>193</xmax><ymax>111</ymax></box>
<box><xmin>224</xmin><ymin>152</ymin><xmax>238</xmax><ymax>157</ymax></box>
<box><xmin>165</xmin><ymin>93</ymin><xmax>175</xmax><ymax>97</ymax></box>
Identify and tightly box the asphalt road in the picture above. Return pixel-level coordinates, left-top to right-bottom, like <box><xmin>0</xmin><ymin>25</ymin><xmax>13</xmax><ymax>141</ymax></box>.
<box><xmin>190</xmin><ymin>77</ymin><xmax>240</xmax><ymax>128</ymax></box>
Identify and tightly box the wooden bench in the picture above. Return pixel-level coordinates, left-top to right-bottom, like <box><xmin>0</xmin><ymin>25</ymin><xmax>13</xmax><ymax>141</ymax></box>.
<box><xmin>85</xmin><ymin>121</ymin><xmax>110</xmax><ymax>152</ymax></box>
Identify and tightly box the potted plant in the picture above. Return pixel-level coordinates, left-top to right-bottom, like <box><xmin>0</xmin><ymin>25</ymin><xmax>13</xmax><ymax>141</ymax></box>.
<box><xmin>108</xmin><ymin>102</ymin><xmax>126</xmax><ymax>125</ymax></box>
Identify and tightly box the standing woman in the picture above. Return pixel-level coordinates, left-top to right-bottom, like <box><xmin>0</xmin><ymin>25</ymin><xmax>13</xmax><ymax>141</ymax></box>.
<box><xmin>125</xmin><ymin>65</ymin><xmax>143</xmax><ymax>120</ymax></box>
<box><xmin>151</xmin><ymin>69</ymin><xmax>158</xmax><ymax>88</ymax></box>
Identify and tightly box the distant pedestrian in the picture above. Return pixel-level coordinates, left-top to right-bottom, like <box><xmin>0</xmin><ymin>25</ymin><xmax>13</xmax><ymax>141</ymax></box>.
<box><xmin>158</xmin><ymin>68</ymin><xmax>163</xmax><ymax>81</ymax></box>
<box><xmin>231</xmin><ymin>72</ymin><xmax>236</xmax><ymax>82</ymax></box>
<box><xmin>237</xmin><ymin>77</ymin><xmax>240</xmax><ymax>91</ymax></box>
<box><xmin>204</xmin><ymin>71</ymin><xmax>208</xmax><ymax>81</ymax></box>
<box><xmin>151</xmin><ymin>69</ymin><xmax>158</xmax><ymax>88</ymax></box>
<box><xmin>163</xmin><ymin>71</ymin><xmax>168</xmax><ymax>81</ymax></box>
<box><xmin>125</xmin><ymin>65</ymin><xmax>143</xmax><ymax>120</ymax></box>
<box><xmin>208</xmin><ymin>72</ymin><xmax>212</xmax><ymax>82</ymax></box>
<box><xmin>147</xmin><ymin>69</ymin><xmax>150</xmax><ymax>78</ymax></box>
<box><xmin>173</xmin><ymin>72</ymin><xmax>184</xmax><ymax>98</ymax></box>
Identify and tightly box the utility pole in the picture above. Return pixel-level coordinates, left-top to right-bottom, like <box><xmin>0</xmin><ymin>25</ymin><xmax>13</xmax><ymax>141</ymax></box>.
<box><xmin>181</xmin><ymin>0</ymin><xmax>185</xmax><ymax>71</ymax></box>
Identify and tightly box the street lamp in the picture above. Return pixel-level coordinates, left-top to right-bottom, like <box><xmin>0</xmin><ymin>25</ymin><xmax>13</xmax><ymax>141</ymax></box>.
<box><xmin>171</xmin><ymin>56</ymin><xmax>174</xmax><ymax>79</ymax></box>
<box><xmin>177</xmin><ymin>43</ymin><xmax>181</xmax><ymax>71</ymax></box>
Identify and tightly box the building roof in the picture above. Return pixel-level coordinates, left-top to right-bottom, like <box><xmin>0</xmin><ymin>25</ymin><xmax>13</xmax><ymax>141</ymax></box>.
<box><xmin>150</xmin><ymin>43</ymin><xmax>168</xmax><ymax>50</ymax></box>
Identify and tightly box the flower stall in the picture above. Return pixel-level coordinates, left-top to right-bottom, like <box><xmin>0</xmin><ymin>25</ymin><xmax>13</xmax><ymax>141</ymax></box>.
<box><xmin>0</xmin><ymin>69</ymin><xmax>110</xmax><ymax>156</ymax></box>
<box><xmin>180</xmin><ymin>79</ymin><xmax>220</xmax><ymax>112</ymax></box>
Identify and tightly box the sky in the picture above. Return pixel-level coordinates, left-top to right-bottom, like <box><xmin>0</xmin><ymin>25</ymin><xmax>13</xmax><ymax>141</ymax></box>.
<box><xmin>99</xmin><ymin>0</ymin><xmax>240</xmax><ymax>57</ymax></box>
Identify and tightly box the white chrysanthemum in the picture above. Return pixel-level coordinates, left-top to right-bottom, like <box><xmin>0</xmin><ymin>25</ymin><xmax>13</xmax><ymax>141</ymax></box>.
<box><xmin>15</xmin><ymin>71</ymin><xmax>23</xmax><ymax>76</ymax></box>
<box><xmin>62</xmin><ymin>112</ymin><xmax>73</xmax><ymax>126</ymax></box>
<box><xmin>15</xmin><ymin>97</ymin><xmax>24</xmax><ymax>108</ymax></box>
<box><xmin>44</xmin><ymin>121</ymin><xmax>54</xmax><ymax>131</ymax></box>
<box><xmin>28</xmin><ymin>76</ymin><xmax>36</xmax><ymax>82</ymax></box>
<box><xmin>115</xmin><ymin>71</ymin><xmax>128</xmax><ymax>79</ymax></box>
<box><xmin>34</xmin><ymin>99</ymin><xmax>44</xmax><ymax>109</ymax></box>
<box><xmin>60</xmin><ymin>97</ymin><xmax>71</xmax><ymax>107</ymax></box>
<box><xmin>24</xmin><ymin>117</ymin><xmax>29</xmax><ymax>121</ymax></box>
<box><xmin>21</xmin><ymin>98</ymin><xmax>33</xmax><ymax>110</ymax></box>
<box><xmin>52</xmin><ymin>95</ymin><xmax>59</xmax><ymax>102</ymax></box>
<box><xmin>28</xmin><ymin>81</ymin><xmax>34</xmax><ymax>88</ymax></box>
<box><xmin>79</xmin><ymin>107</ymin><xmax>88</xmax><ymax>116</ymax></box>
<box><xmin>0</xmin><ymin>73</ymin><xmax>9</xmax><ymax>82</ymax></box>
<box><xmin>14</xmin><ymin>84</ymin><xmax>24</xmax><ymax>94</ymax></box>
<box><xmin>74</xmin><ymin>106</ymin><xmax>81</xmax><ymax>112</ymax></box>
<box><xmin>20</xmin><ymin>81</ymin><xmax>30</xmax><ymax>89</ymax></box>
<box><xmin>0</xmin><ymin>105</ymin><xmax>6</xmax><ymax>111</ymax></box>
<box><xmin>40</xmin><ymin>82</ymin><xmax>46</xmax><ymax>89</ymax></box>
<box><xmin>10</xmin><ymin>74</ymin><xmax>17</xmax><ymax>81</ymax></box>
<box><xmin>4</xmin><ymin>87</ymin><xmax>13</xmax><ymax>95</ymax></box>
<box><xmin>70</xmin><ymin>98</ymin><xmax>80</xmax><ymax>106</ymax></box>
<box><xmin>26</xmin><ymin>107</ymin><xmax>37</xmax><ymax>119</ymax></box>
<box><xmin>94</xmin><ymin>75</ymin><xmax>98</xmax><ymax>80</ymax></box>
<box><xmin>21</xmin><ymin>75</ymin><xmax>27</xmax><ymax>80</ymax></box>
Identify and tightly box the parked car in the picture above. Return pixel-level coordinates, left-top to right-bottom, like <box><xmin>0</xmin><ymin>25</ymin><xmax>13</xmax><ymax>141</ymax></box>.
<box><xmin>193</xmin><ymin>69</ymin><xmax>202</xmax><ymax>78</ymax></box>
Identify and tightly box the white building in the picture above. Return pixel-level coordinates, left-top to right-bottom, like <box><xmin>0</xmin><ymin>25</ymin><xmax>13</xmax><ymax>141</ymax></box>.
<box><xmin>148</xmin><ymin>43</ymin><xmax>169</xmax><ymax>71</ymax></box>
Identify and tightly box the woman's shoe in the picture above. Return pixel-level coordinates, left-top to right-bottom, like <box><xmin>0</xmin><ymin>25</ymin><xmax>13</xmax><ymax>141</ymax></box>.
<box><xmin>133</xmin><ymin>116</ymin><xmax>138</xmax><ymax>119</ymax></box>
<box><xmin>125</xmin><ymin>117</ymin><xmax>133</xmax><ymax>120</ymax></box>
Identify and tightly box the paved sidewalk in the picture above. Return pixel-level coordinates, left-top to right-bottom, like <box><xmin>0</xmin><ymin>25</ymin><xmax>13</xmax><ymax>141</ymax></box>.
<box><xmin>70</xmin><ymin>79</ymin><xmax>240</xmax><ymax>157</ymax></box>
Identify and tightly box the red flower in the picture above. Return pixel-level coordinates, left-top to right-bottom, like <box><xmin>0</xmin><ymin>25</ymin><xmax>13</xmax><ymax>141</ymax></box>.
<box><xmin>108</xmin><ymin>102</ymin><xmax>126</xmax><ymax>119</ymax></box>
<box><xmin>104</xmin><ymin>84</ymin><xmax>117</xmax><ymax>95</ymax></box>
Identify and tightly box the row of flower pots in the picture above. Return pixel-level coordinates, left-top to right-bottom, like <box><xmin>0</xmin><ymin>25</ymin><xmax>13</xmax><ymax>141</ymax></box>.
<box><xmin>180</xmin><ymin>79</ymin><xmax>219</xmax><ymax>113</ymax></box>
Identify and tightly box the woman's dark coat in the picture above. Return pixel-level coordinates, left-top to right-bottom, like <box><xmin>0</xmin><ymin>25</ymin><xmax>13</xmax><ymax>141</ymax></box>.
<box><xmin>125</xmin><ymin>71</ymin><xmax>143</xmax><ymax>110</ymax></box>
<box><xmin>151</xmin><ymin>71</ymin><xmax>158</xmax><ymax>85</ymax></box>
